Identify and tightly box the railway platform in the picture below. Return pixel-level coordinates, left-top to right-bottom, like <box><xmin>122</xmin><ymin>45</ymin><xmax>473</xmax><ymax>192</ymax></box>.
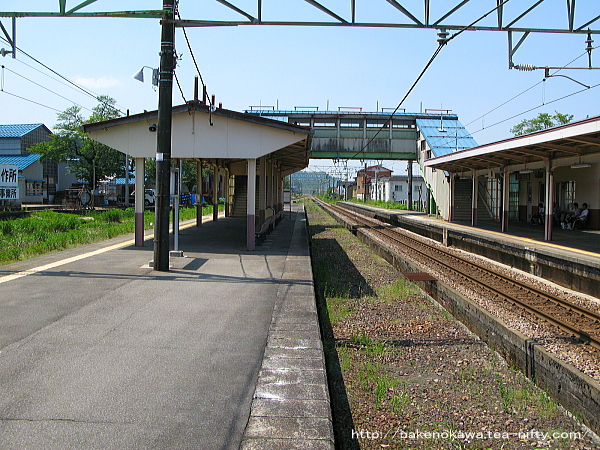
<box><xmin>0</xmin><ymin>204</ymin><xmax>333</xmax><ymax>449</ymax></box>
<box><xmin>338</xmin><ymin>202</ymin><xmax>600</xmax><ymax>298</ymax></box>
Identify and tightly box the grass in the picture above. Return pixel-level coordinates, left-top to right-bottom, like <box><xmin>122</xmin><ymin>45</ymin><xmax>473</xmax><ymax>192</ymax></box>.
<box><xmin>0</xmin><ymin>205</ymin><xmax>218</xmax><ymax>265</ymax></box>
<box><xmin>347</xmin><ymin>198</ymin><xmax>409</xmax><ymax>210</ymax></box>
<box><xmin>324</xmin><ymin>284</ymin><xmax>357</xmax><ymax>325</ymax></box>
<box><xmin>377</xmin><ymin>279</ymin><xmax>422</xmax><ymax>303</ymax></box>
<box><xmin>496</xmin><ymin>374</ymin><xmax>560</xmax><ymax>419</ymax></box>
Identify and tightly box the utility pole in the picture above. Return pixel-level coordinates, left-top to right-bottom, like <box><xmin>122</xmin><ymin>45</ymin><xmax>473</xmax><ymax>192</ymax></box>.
<box><xmin>154</xmin><ymin>0</ymin><xmax>176</xmax><ymax>271</ymax></box>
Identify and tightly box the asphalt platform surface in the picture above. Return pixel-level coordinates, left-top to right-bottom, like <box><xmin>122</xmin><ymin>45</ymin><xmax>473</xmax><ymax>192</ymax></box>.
<box><xmin>0</xmin><ymin>204</ymin><xmax>333</xmax><ymax>449</ymax></box>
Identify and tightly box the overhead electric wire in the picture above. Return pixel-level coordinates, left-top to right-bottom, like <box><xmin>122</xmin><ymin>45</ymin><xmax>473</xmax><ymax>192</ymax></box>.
<box><xmin>457</xmin><ymin>45</ymin><xmax>600</xmax><ymax>142</ymax></box>
<box><xmin>345</xmin><ymin>0</ymin><xmax>510</xmax><ymax>161</ymax></box>
<box><xmin>177</xmin><ymin>9</ymin><xmax>211</xmax><ymax>106</ymax></box>
<box><xmin>464</xmin><ymin>81</ymin><xmax>543</xmax><ymax>128</ymax></box>
<box><xmin>15</xmin><ymin>57</ymin><xmax>116</xmax><ymax>104</ymax></box>
<box><xmin>1</xmin><ymin>65</ymin><xmax>92</xmax><ymax>112</ymax></box>
<box><xmin>174</xmin><ymin>71</ymin><xmax>187</xmax><ymax>103</ymax></box>
<box><xmin>465</xmin><ymin>46</ymin><xmax>597</xmax><ymax>130</ymax></box>
<box><xmin>0</xmin><ymin>89</ymin><xmax>63</xmax><ymax>113</ymax></box>
<box><xmin>0</xmin><ymin>35</ymin><xmax>126</xmax><ymax>115</ymax></box>
<box><xmin>469</xmin><ymin>81</ymin><xmax>600</xmax><ymax>136</ymax></box>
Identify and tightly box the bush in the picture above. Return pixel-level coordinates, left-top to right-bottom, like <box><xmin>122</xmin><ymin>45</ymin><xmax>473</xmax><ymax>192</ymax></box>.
<box><xmin>100</xmin><ymin>209</ymin><xmax>126</xmax><ymax>223</ymax></box>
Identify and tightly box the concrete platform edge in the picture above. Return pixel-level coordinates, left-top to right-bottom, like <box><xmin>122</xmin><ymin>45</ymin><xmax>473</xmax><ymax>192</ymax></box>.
<box><xmin>339</xmin><ymin>201</ymin><xmax>600</xmax><ymax>298</ymax></box>
<box><xmin>240</xmin><ymin>204</ymin><xmax>335</xmax><ymax>450</ymax></box>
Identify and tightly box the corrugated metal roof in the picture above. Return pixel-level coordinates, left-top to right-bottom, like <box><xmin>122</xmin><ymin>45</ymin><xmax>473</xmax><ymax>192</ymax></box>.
<box><xmin>0</xmin><ymin>154</ymin><xmax>43</xmax><ymax>170</ymax></box>
<box><xmin>0</xmin><ymin>124</ymin><xmax>46</xmax><ymax>138</ymax></box>
<box><xmin>416</xmin><ymin>118</ymin><xmax>477</xmax><ymax>158</ymax></box>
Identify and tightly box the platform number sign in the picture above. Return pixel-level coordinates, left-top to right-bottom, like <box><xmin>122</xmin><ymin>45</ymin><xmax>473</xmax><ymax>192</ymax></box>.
<box><xmin>0</xmin><ymin>164</ymin><xmax>19</xmax><ymax>200</ymax></box>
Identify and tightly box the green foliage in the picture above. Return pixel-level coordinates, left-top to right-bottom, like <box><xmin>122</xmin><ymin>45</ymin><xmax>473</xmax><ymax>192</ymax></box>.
<box><xmin>144</xmin><ymin>159</ymin><xmax>213</xmax><ymax>192</ymax></box>
<box><xmin>0</xmin><ymin>206</ymin><xmax>206</xmax><ymax>265</ymax></box>
<box><xmin>181</xmin><ymin>160</ymin><xmax>214</xmax><ymax>192</ymax></box>
<box><xmin>510</xmin><ymin>111</ymin><xmax>573</xmax><ymax>136</ymax></box>
<box><xmin>100</xmin><ymin>209</ymin><xmax>126</xmax><ymax>223</ymax></box>
<box><xmin>348</xmin><ymin>198</ymin><xmax>408</xmax><ymax>210</ymax></box>
<box><xmin>31</xmin><ymin>96</ymin><xmax>123</xmax><ymax>188</ymax></box>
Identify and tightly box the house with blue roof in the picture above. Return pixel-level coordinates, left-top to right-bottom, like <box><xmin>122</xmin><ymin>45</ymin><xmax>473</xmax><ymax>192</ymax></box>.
<box><xmin>0</xmin><ymin>123</ymin><xmax>53</xmax><ymax>206</ymax></box>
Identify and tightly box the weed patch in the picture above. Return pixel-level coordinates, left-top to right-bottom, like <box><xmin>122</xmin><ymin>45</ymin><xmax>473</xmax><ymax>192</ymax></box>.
<box><xmin>0</xmin><ymin>206</ymin><xmax>206</xmax><ymax>265</ymax></box>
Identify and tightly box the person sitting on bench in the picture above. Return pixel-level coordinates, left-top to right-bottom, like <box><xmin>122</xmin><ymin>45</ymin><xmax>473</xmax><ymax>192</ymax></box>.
<box><xmin>572</xmin><ymin>203</ymin><xmax>589</xmax><ymax>229</ymax></box>
<box><xmin>561</xmin><ymin>203</ymin><xmax>581</xmax><ymax>229</ymax></box>
<box><xmin>531</xmin><ymin>203</ymin><xmax>544</xmax><ymax>225</ymax></box>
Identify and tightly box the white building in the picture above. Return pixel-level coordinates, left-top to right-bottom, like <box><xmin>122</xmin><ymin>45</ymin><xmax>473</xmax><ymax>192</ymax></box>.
<box><xmin>373</xmin><ymin>174</ymin><xmax>428</xmax><ymax>210</ymax></box>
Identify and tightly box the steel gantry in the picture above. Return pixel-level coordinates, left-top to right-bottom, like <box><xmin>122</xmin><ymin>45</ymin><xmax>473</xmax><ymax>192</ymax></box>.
<box><xmin>170</xmin><ymin>0</ymin><xmax>598</xmax><ymax>34</ymax></box>
<box><xmin>169</xmin><ymin>0</ymin><xmax>600</xmax><ymax>68</ymax></box>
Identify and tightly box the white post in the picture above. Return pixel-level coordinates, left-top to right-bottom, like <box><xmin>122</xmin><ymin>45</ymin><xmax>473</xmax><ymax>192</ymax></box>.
<box><xmin>196</xmin><ymin>159</ymin><xmax>203</xmax><ymax>227</ymax></box>
<box><xmin>471</xmin><ymin>169</ymin><xmax>478</xmax><ymax>227</ymax></box>
<box><xmin>544</xmin><ymin>158</ymin><xmax>554</xmax><ymax>241</ymax></box>
<box><xmin>247</xmin><ymin>158</ymin><xmax>256</xmax><ymax>251</ymax></box>
<box><xmin>171</xmin><ymin>166</ymin><xmax>180</xmax><ymax>252</ymax></box>
<box><xmin>135</xmin><ymin>157</ymin><xmax>145</xmax><ymax>247</ymax></box>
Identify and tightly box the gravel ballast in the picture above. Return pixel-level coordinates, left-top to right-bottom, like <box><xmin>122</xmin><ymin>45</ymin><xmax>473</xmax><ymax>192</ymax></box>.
<box><xmin>306</xmin><ymin>200</ymin><xmax>599</xmax><ymax>450</ymax></box>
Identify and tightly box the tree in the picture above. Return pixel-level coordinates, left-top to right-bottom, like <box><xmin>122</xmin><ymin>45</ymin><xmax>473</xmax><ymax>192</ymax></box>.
<box><xmin>510</xmin><ymin>111</ymin><xmax>573</xmax><ymax>136</ymax></box>
<box><xmin>32</xmin><ymin>96</ymin><xmax>123</xmax><ymax>189</ymax></box>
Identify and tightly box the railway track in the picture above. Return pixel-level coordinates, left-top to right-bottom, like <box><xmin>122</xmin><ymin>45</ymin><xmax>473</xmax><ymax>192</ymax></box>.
<box><xmin>313</xmin><ymin>198</ymin><xmax>600</xmax><ymax>351</ymax></box>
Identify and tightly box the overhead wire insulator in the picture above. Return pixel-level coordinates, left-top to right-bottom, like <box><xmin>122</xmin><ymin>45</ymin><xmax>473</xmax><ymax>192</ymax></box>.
<box><xmin>586</xmin><ymin>32</ymin><xmax>594</xmax><ymax>68</ymax></box>
<box><xmin>514</xmin><ymin>64</ymin><xmax>537</xmax><ymax>71</ymax></box>
<box><xmin>437</xmin><ymin>28</ymin><xmax>449</xmax><ymax>45</ymax></box>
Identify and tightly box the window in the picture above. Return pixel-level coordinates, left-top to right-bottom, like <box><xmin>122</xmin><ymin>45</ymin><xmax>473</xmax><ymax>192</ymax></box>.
<box><xmin>26</xmin><ymin>181</ymin><xmax>44</xmax><ymax>196</ymax></box>
<box><xmin>556</xmin><ymin>181</ymin><xmax>575</xmax><ymax>211</ymax></box>
<box><xmin>340</xmin><ymin>119</ymin><xmax>362</xmax><ymax>128</ymax></box>
<box><xmin>395</xmin><ymin>185</ymin><xmax>403</xmax><ymax>192</ymax></box>
<box><xmin>366</xmin><ymin>119</ymin><xmax>389</xmax><ymax>128</ymax></box>
<box><xmin>313</xmin><ymin>119</ymin><xmax>336</xmax><ymax>127</ymax></box>
<box><xmin>391</xmin><ymin>119</ymin><xmax>412</xmax><ymax>129</ymax></box>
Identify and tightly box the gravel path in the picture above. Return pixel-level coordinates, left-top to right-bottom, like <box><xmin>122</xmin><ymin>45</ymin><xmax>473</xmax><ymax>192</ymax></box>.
<box><xmin>306</xmin><ymin>200</ymin><xmax>599</xmax><ymax>450</ymax></box>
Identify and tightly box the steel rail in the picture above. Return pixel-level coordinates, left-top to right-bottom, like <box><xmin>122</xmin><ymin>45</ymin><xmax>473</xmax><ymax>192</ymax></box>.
<box><xmin>314</xmin><ymin>198</ymin><xmax>600</xmax><ymax>350</ymax></box>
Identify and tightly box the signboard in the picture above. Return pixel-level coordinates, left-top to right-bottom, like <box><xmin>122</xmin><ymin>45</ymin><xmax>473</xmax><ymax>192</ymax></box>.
<box><xmin>0</xmin><ymin>164</ymin><xmax>19</xmax><ymax>200</ymax></box>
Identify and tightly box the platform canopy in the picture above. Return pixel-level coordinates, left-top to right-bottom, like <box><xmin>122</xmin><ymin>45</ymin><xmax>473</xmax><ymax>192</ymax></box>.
<box><xmin>424</xmin><ymin>115</ymin><xmax>600</xmax><ymax>174</ymax></box>
<box><xmin>83</xmin><ymin>103</ymin><xmax>312</xmax><ymax>175</ymax></box>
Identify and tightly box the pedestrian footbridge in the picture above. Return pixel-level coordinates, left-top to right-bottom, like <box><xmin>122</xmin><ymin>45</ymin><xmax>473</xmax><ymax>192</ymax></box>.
<box><xmin>246</xmin><ymin>109</ymin><xmax>474</xmax><ymax>161</ymax></box>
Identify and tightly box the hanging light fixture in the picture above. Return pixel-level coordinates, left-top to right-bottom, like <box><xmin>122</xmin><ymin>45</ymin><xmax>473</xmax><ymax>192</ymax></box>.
<box><xmin>132</xmin><ymin>66</ymin><xmax>159</xmax><ymax>86</ymax></box>
<box><xmin>571</xmin><ymin>155</ymin><xmax>591</xmax><ymax>169</ymax></box>
<box><xmin>519</xmin><ymin>162</ymin><xmax>533</xmax><ymax>174</ymax></box>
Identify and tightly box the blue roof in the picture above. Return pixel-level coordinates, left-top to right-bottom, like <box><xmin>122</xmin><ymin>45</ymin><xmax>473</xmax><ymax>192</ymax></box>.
<box><xmin>0</xmin><ymin>154</ymin><xmax>43</xmax><ymax>170</ymax></box>
<box><xmin>416</xmin><ymin>118</ymin><xmax>477</xmax><ymax>158</ymax></box>
<box><xmin>0</xmin><ymin>124</ymin><xmax>47</xmax><ymax>138</ymax></box>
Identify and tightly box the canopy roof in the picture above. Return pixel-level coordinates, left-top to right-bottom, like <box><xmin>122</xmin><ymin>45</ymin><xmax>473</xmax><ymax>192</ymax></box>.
<box><xmin>424</xmin><ymin>116</ymin><xmax>600</xmax><ymax>173</ymax></box>
<box><xmin>84</xmin><ymin>103</ymin><xmax>313</xmax><ymax>174</ymax></box>
<box><xmin>416</xmin><ymin>117</ymin><xmax>477</xmax><ymax>158</ymax></box>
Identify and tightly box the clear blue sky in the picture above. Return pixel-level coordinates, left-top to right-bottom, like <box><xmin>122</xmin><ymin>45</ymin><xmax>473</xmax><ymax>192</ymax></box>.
<box><xmin>2</xmin><ymin>1</ymin><xmax>600</xmax><ymax>175</ymax></box>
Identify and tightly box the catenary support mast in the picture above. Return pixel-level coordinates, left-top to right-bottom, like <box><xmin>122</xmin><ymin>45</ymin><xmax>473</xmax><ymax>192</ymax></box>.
<box><xmin>153</xmin><ymin>0</ymin><xmax>176</xmax><ymax>271</ymax></box>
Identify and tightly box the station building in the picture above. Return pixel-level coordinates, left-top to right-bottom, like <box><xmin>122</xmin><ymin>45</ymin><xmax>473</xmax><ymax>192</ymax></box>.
<box><xmin>422</xmin><ymin>116</ymin><xmax>600</xmax><ymax>238</ymax></box>
<box><xmin>83</xmin><ymin>103</ymin><xmax>312</xmax><ymax>251</ymax></box>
